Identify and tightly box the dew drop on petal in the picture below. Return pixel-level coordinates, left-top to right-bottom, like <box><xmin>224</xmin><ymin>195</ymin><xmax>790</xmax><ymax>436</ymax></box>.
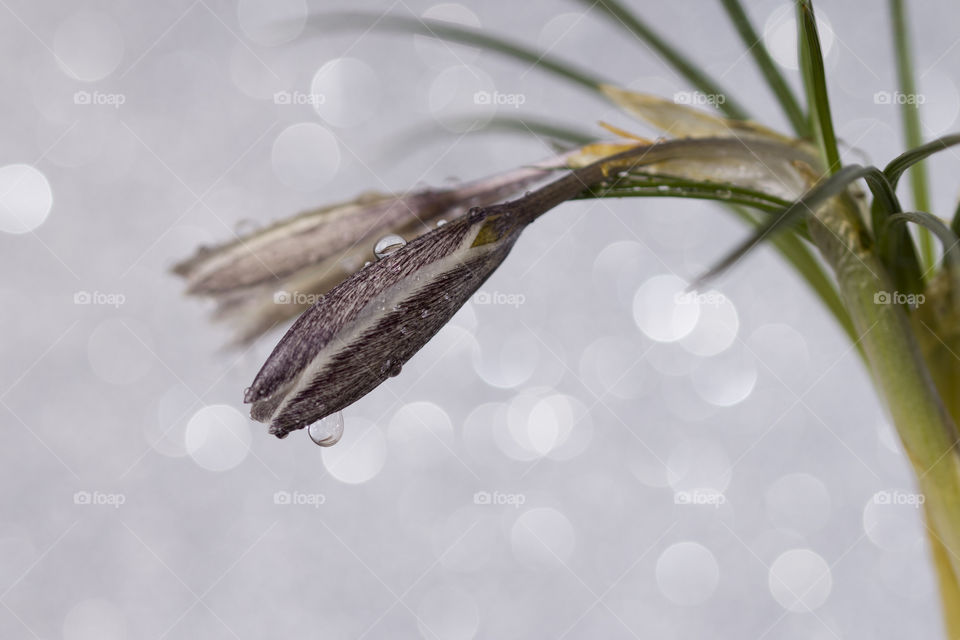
<box><xmin>379</xmin><ymin>359</ymin><xmax>403</xmax><ymax>377</ymax></box>
<box><xmin>308</xmin><ymin>411</ymin><xmax>344</xmax><ymax>447</ymax></box>
<box><xmin>374</xmin><ymin>234</ymin><xmax>407</xmax><ymax>259</ymax></box>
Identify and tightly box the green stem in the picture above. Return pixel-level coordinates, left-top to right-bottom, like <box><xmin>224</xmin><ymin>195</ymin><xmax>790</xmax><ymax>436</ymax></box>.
<box><xmin>926</xmin><ymin>512</ymin><xmax>960</xmax><ymax>640</ymax></box>
<box><xmin>890</xmin><ymin>0</ymin><xmax>935</xmax><ymax>269</ymax></box>
<box><xmin>575</xmin><ymin>0</ymin><xmax>750</xmax><ymax>120</ymax></box>
<box><xmin>719</xmin><ymin>0</ymin><xmax>810</xmax><ymax>137</ymax></box>
<box><xmin>809</xmin><ymin>194</ymin><xmax>960</xmax><ymax>614</ymax></box>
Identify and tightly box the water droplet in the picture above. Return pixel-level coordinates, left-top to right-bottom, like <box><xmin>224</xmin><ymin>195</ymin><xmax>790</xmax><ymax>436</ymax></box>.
<box><xmin>436</xmin><ymin>219</ymin><xmax>447</xmax><ymax>227</ymax></box>
<box><xmin>656</xmin><ymin>184</ymin><xmax>671</xmax><ymax>192</ymax></box>
<box><xmin>363</xmin><ymin>260</ymin><xmax>372</xmax><ymax>268</ymax></box>
<box><xmin>420</xmin><ymin>309</ymin><xmax>430</xmax><ymax>318</ymax></box>
<box><xmin>308</xmin><ymin>412</ymin><xmax>344</xmax><ymax>447</ymax></box>
<box><xmin>380</xmin><ymin>358</ymin><xmax>403</xmax><ymax>377</ymax></box>
<box><xmin>374</xmin><ymin>234</ymin><xmax>406</xmax><ymax>259</ymax></box>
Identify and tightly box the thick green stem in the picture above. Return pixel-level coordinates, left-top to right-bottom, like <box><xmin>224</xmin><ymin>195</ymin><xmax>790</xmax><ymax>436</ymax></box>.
<box><xmin>927</xmin><ymin>512</ymin><xmax>960</xmax><ymax>640</ymax></box>
<box><xmin>809</xmin><ymin>195</ymin><xmax>960</xmax><ymax>631</ymax></box>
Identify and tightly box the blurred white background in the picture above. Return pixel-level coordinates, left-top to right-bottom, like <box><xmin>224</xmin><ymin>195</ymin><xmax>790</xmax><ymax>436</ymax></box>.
<box><xmin>3</xmin><ymin>0</ymin><xmax>960</xmax><ymax>637</ymax></box>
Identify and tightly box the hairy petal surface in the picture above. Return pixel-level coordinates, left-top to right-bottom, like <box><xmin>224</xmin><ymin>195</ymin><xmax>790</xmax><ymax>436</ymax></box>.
<box><xmin>245</xmin><ymin>204</ymin><xmax>523</xmax><ymax>437</ymax></box>
<box><xmin>173</xmin><ymin>162</ymin><xmax>562</xmax><ymax>344</ymax></box>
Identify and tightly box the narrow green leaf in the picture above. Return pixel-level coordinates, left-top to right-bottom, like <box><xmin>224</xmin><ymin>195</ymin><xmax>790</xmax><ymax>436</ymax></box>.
<box><xmin>951</xmin><ymin>198</ymin><xmax>960</xmax><ymax>238</ymax></box>
<box><xmin>580</xmin><ymin>184</ymin><xmax>786</xmax><ymax>213</ymax></box>
<box><xmin>384</xmin><ymin>116</ymin><xmax>596</xmax><ymax>160</ymax></box>
<box><xmin>573</xmin><ymin>0</ymin><xmax>749</xmax><ymax>120</ymax></box>
<box><xmin>575</xmin><ymin>168</ymin><xmax>861</xmax><ymax>351</ymax></box>
<box><xmin>310</xmin><ymin>12</ymin><xmax>608</xmax><ymax>94</ymax></box>
<box><xmin>797</xmin><ymin>0</ymin><xmax>841</xmax><ymax>173</ymax></box>
<box><xmin>695</xmin><ymin>164</ymin><xmax>892</xmax><ymax>285</ymax></box>
<box><xmin>883</xmin><ymin>211</ymin><xmax>960</xmax><ymax>307</ymax></box>
<box><xmin>884</xmin><ymin>133</ymin><xmax>960</xmax><ymax>187</ymax></box>
<box><xmin>719</xmin><ymin>0</ymin><xmax>810</xmax><ymax>137</ymax></box>
<box><xmin>884</xmin><ymin>211</ymin><xmax>960</xmax><ymax>271</ymax></box>
<box><xmin>889</xmin><ymin>0</ymin><xmax>934</xmax><ymax>267</ymax></box>
<box><xmin>579</xmin><ymin>172</ymin><xmax>793</xmax><ymax>214</ymax></box>
<box><xmin>452</xmin><ymin>116</ymin><xmax>595</xmax><ymax>146</ymax></box>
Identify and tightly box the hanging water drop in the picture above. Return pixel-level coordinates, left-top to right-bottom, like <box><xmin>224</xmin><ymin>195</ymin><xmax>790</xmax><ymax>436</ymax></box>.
<box><xmin>378</xmin><ymin>358</ymin><xmax>403</xmax><ymax>377</ymax></box>
<box><xmin>374</xmin><ymin>234</ymin><xmax>406</xmax><ymax>259</ymax></box>
<box><xmin>308</xmin><ymin>412</ymin><xmax>344</xmax><ymax>447</ymax></box>
<box><xmin>436</xmin><ymin>219</ymin><xmax>447</xmax><ymax>227</ymax></box>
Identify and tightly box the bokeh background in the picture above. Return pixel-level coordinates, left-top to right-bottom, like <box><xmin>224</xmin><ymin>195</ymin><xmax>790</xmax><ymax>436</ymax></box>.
<box><xmin>3</xmin><ymin>0</ymin><xmax>960</xmax><ymax>638</ymax></box>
